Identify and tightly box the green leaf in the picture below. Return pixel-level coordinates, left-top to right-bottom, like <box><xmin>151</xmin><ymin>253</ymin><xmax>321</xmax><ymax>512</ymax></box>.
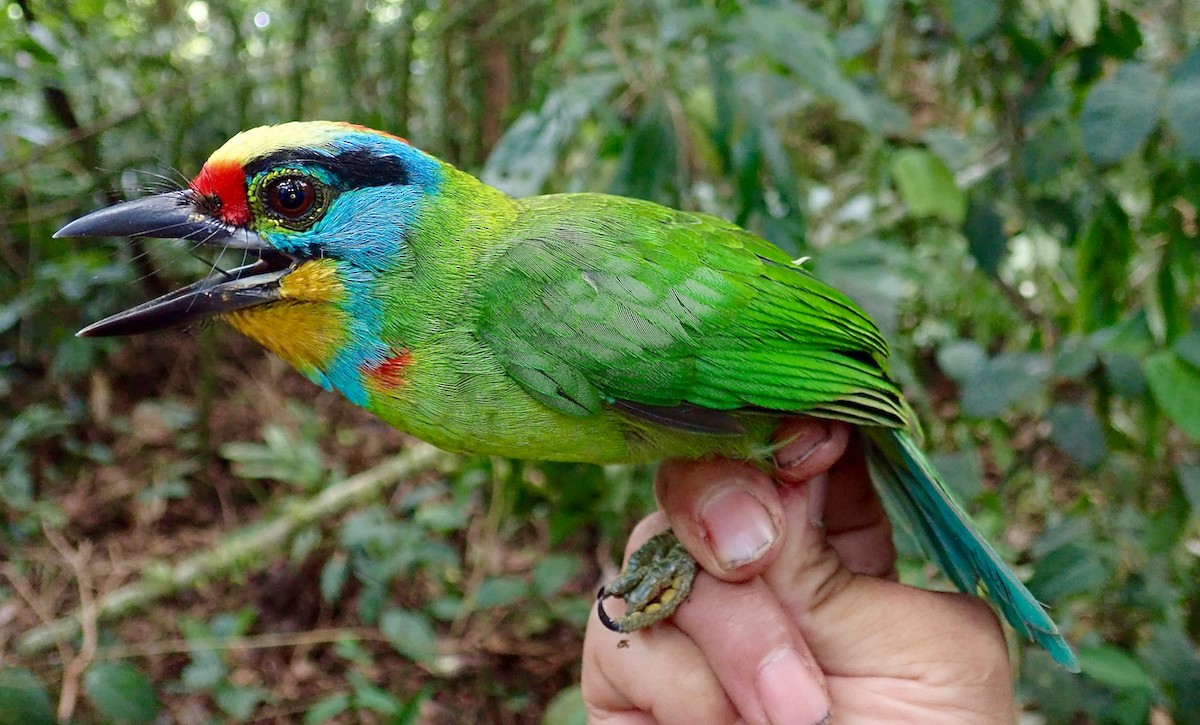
<box><xmin>737</xmin><ymin>5</ymin><xmax>906</xmax><ymax>134</ymax></box>
<box><xmin>1020</xmin><ymin>649</ymin><xmax>1090</xmax><ymax>722</ymax></box>
<box><xmin>959</xmin><ymin>353</ymin><xmax>1050</xmax><ymax>417</ymax></box>
<box><xmin>413</xmin><ymin>502</ymin><xmax>468</xmax><ymax>533</ymax></box>
<box><xmin>482</xmin><ymin>73</ymin><xmax>621</xmax><ymax>196</ymax></box>
<box><xmin>1146</xmin><ymin>483</ymin><xmax>1188</xmax><ymax>553</ymax></box>
<box><xmin>948</xmin><ymin>0</ymin><xmax>999</xmax><ymax>42</ymax></box>
<box><xmin>1076</xmin><ymin>198</ymin><xmax>1135</xmax><ymax>332</ymax></box>
<box><xmin>1021</xmin><ymin>122</ymin><xmax>1074</xmax><ymax>185</ymax></box>
<box><xmin>1046</xmin><ymin>403</ymin><xmax>1107</xmax><ymax>468</ymax></box>
<box><xmin>1054</xmin><ymin>337</ymin><xmax>1099</xmax><ymax>379</ymax></box>
<box><xmin>211</xmin><ymin>608</ymin><xmax>257</xmax><ymax>638</ymax></box>
<box><xmin>320</xmin><ymin>554</ymin><xmax>348</xmax><ymax>603</ymax></box>
<box><xmin>1144</xmin><ymin>350</ymin><xmax>1200</xmax><ymax>440</ymax></box>
<box><xmin>347</xmin><ymin>671</ymin><xmax>402</xmax><ymax>715</ymax></box>
<box><xmin>304</xmin><ymin>693</ymin><xmax>351</xmax><ymax>725</ymax></box>
<box><xmin>1176</xmin><ymin>463</ymin><xmax>1200</xmax><ymax>516</ymax></box>
<box><xmin>1078</xmin><ymin>645</ymin><xmax>1155</xmax><ymax>692</ymax></box>
<box><xmin>608</xmin><ymin>98</ymin><xmax>679</xmax><ymax>204</ymax></box>
<box><xmin>1101</xmin><ymin>351</ymin><xmax>1147</xmax><ymax>397</ymax></box>
<box><xmin>541</xmin><ymin>684</ymin><xmax>587</xmax><ymax>725</ymax></box>
<box><xmin>1139</xmin><ymin>625</ymin><xmax>1200</xmax><ymax>717</ymax></box>
<box><xmin>890</xmin><ymin>149</ymin><xmax>965</xmax><ymax>224</ymax></box>
<box><xmin>219</xmin><ymin>424</ymin><xmax>325</xmax><ymax>489</ymax></box>
<box><xmin>1171</xmin><ymin>330</ymin><xmax>1200</xmax><ymax>370</ymax></box>
<box><xmin>179</xmin><ymin>650</ymin><xmax>225</xmax><ymax>692</ymax></box>
<box><xmin>929</xmin><ymin>449</ymin><xmax>983</xmax><ymax>500</ymax></box>
<box><xmin>215</xmin><ymin>683</ymin><xmax>268</xmax><ymax>719</ymax></box>
<box><xmin>1164</xmin><ymin>46</ymin><xmax>1200</xmax><ymax>161</ymax></box>
<box><xmin>83</xmin><ymin>662</ymin><xmax>159</xmax><ymax>724</ymax></box>
<box><xmin>962</xmin><ymin>197</ymin><xmax>1007</xmax><ymax>276</ymax></box>
<box><xmin>0</xmin><ymin>668</ymin><xmax>55</xmax><ymax>725</ymax></box>
<box><xmin>380</xmin><ymin>608</ymin><xmax>437</xmax><ymax>666</ymax></box>
<box><xmin>861</xmin><ymin>0</ymin><xmax>892</xmax><ymax>27</ymax></box>
<box><xmin>1027</xmin><ymin>542</ymin><xmax>1110</xmax><ymax>602</ymax></box>
<box><xmin>474</xmin><ymin>576</ymin><xmax>529</xmax><ymax>608</ymax></box>
<box><xmin>936</xmin><ymin>339</ymin><xmax>987</xmax><ymax>384</ymax></box>
<box><xmin>1062</xmin><ymin>0</ymin><xmax>1100</xmax><ymax>44</ymax></box>
<box><xmin>533</xmin><ymin>554</ymin><xmax>581</xmax><ymax>599</ymax></box>
<box><xmin>1080</xmin><ymin>63</ymin><xmax>1163</xmax><ymax>164</ymax></box>
<box><xmin>333</xmin><ymin>637</ymin><xmax>373</xmax><ymax>665</ymax></box>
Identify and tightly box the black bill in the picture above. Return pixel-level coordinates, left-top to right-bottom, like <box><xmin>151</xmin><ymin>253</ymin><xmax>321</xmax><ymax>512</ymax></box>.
<box><xmin>57</xmin><ymin>191</ymin><xmax>292</xmax><ymax>337</ymax></box>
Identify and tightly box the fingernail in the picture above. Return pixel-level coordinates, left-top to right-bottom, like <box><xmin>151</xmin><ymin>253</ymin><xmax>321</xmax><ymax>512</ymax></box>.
<box><xmin>700</xmin><ymin>487</ymin><xmax>777</xmax><ymax>571</ymax></box>
<box><xmin>776</xmin><ymin>421</ymin><xmax>832</xmax><ymax>470</ymax></box>
<box><xmin>756</xmin><ymin>647</ymin><xmax>831</xmax><ymax>725</ymax></box>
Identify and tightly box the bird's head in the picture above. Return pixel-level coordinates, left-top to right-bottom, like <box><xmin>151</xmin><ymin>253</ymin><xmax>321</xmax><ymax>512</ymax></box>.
<box><xmin>59</xmin><ymin>121</ymin><xmax>472</xmax><ymax>401</ymax></box>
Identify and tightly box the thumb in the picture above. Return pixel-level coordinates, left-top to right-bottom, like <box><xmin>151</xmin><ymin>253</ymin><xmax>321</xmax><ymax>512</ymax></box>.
<box><xmin>762</xmin><ymin>473</ymin><xmax>1013</xmax><ymax>683</ymax></box>
<box><xmin>654</xmin><ymin>419</ymin><xmax>852</xmax><ymax>583</ymax></box>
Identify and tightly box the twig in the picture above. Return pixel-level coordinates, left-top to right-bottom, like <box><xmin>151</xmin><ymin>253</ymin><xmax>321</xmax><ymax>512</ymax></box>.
<box><xmin>450</xmin><ymin>458</ymin><xmax>510</xmax><ymax>638</ymax></box>
<box><xmin>2</xmin><ymin>562</ymin><xmax>75</xmax><ymax>669</ymax></box>
<box><xmin>17</xmin><ymin>443</ymin><xmax>455</xmax><ymax>655</ymax></box>
<box><xmin>90</xmin><ymin>627</ymin><xmax>387</xmax><ymax>661</ymax></box>
<box><xmin>43</xmin><ymin>527</ymin><xmax>97</xmax><ymax>723</ymax></box>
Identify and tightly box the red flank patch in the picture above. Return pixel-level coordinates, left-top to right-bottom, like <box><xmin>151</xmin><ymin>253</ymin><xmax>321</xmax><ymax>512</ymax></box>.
<box><xmin>364</xmin><ymin>349</ymin><xmax>413</xmax><ymax>388</ymax></box>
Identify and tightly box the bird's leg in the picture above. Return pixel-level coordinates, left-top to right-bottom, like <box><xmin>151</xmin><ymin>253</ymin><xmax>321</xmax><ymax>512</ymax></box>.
<box><xmin>596</xmin><ymin>529</ymin><xmax>697</xmax><ymax>632</ymax></box>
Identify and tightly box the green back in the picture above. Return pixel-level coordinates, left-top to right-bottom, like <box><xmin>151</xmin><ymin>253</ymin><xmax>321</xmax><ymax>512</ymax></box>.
<box><xmin>474</xmin><ymin>193</ymin><xmax>912</xmax><ymax>434</ymax></box>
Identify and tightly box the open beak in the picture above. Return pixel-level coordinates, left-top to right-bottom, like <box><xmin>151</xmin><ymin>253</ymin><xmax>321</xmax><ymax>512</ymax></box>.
<box><xmin>56</xmin><ymin>191</ymin><xmax>293</xmax><ymax>337</ymax></box>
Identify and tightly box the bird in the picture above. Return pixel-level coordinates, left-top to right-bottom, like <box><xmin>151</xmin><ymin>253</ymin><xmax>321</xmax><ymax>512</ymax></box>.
<box><xmin>58</xmin><ymin>121</ymin><xmax>1077</xmax><ymax>670</ymax></box>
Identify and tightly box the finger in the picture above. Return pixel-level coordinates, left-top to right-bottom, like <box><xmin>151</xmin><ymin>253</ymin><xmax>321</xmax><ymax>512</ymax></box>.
<box><xmin>655</xmin><ymin>459</ymin><xmax>783</xmax><ymax>581</ymax></box>
<box><xmin>672</xmin><ymin>570</ymin><xmax>833</xmax><ymax>725</ymax></box>
<box><xmin>597</xmin><ymin>514</ymin><xmax>833</xmax><ymax>725</ymax></box>
<box><xmin>582</xmin><ymin>615</ymin><xmax>738</xmax><ymax>725</ymax></box>
<box><xmin>772</xmin><ymin>419</ymin><xmax>851</xmax><ymax>486</ymax></box>
<box><xmin>821</xmin><ymin>433</ymin><xmax>896</xmax><ymax>578</ymax></box>
<box><xmin>654</xmin><ymin>419</ymin><xmax>851</xmax><ymax>583</ymax></box>
<box><xmin>763</xmin><ymin>473</ymin><xmax>1010</xmax><ymax>683</ymax></box>
<box><xmin>583</xmin><ymin>514</ymin><xmax>738</xmax><ymax>725</ymax></box>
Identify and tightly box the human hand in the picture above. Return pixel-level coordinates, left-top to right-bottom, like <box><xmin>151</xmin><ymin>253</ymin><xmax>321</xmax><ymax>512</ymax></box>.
<box><xmin>582</xmin><ymin>419</ymin><xmax>1015</xmax><ymax>724</ymax></box>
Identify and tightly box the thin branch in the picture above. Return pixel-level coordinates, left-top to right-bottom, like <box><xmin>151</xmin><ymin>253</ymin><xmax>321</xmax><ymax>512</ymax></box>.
<box><xmin>43</xmin><ymin>527</ymin><xmax>97</xmax><ymax>723</ymax></box>
<box><xmin>90</xmin><ymin>626</ymin><xmax>387</xmax><ymax>661</ymax></box>
<box><xmin>0</xmin><ymin>101</ymin><xmax>146</xmax><ymax>178</ymax></box>
<box><xmin>17</xmin><ymin>444</ymin><xmax>454</xmax><ymax>655</ymax></box>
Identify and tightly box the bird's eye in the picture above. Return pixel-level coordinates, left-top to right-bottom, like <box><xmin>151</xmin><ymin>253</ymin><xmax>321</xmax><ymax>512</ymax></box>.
<box><xmin>265</xmin><ymin>176</ymin><xmax>316</xmax><ymax>218</ymax></box>
<box><xmin>257</xmin><ymin>173</ymin><xmax>329</xmax><ymax>230</ymax></box>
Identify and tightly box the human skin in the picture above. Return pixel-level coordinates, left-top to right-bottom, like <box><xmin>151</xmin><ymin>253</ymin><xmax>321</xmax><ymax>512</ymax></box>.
<box><xmin>582</xmin><ymin>419</ymin><xmax>1016</xmax><ymax>725</ymax></box>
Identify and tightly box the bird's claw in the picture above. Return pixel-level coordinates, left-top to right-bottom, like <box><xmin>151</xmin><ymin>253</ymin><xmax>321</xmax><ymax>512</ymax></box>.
<box><xmin>596</xmin><ymin>529</ymin><xmax>697</xmax><ymax>633</ymax></box>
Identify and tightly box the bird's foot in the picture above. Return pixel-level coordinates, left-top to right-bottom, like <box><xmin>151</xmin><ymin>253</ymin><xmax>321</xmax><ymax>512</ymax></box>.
<box><xmin>596</xmin><ymin>529</ymin><xmax>697</xmax><ymax>632</ymax></box>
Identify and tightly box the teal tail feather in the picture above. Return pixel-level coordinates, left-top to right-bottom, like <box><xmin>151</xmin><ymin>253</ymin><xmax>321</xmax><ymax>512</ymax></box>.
<box><xmin>864</xmin><ymin>428</ymin><xmax>1079</xmax><ymax>672</ymax></box>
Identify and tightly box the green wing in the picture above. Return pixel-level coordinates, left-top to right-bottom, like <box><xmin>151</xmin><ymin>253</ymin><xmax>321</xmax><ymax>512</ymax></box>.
<box><xmin>474</xmin><ymin>193</ymin><xmax>909</xmax><ymax>432</ymax></box>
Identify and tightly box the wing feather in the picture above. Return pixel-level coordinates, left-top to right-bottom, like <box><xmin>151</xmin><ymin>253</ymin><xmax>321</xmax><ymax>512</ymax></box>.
<box><xmin>474</xmin><ymin>194</ymin><xmax>910</xmax><ymax>431</ymax></box>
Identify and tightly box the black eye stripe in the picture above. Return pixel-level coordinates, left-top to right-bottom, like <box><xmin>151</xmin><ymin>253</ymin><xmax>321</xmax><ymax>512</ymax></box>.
<box><xmin>244</xmin><ymin>149</ymin><xmax>409</xmax><ymax>189</ymax></box>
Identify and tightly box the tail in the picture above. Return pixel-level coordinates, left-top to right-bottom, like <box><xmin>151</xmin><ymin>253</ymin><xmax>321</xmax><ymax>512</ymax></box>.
<box><xmin>863</xmin><ymin>428</ymin><xmax>1079</xmax><ymax>672</ymax></box>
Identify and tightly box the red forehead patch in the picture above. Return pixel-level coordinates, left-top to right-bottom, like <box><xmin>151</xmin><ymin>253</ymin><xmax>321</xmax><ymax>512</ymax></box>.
<box><xmin>190</xmin><ymin>160</ymin><xmax>251</xmax><ymax>226</ymax></box>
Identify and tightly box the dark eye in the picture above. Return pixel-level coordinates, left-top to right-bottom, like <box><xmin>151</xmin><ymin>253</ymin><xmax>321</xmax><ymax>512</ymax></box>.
<box><xmin>264</xmin><ymin>176</ymin><xmax>317</xmax><ymax>219</ymax></box>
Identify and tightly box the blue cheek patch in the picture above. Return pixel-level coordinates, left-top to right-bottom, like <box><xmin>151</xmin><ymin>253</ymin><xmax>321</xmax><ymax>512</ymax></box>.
<box><xmin>314</xmin><ymin>186</ymin><xmax>421</xmax><ymax>270</ymax></box>
<box><xmin>264</xmin><ymin>191</ymin><xmax>428</xmax><ymax>409</ymax></box>
<box><xmin>252</xmin><ymin>136</ymin><xmax>444</xmax><ymax>407</ymax></box>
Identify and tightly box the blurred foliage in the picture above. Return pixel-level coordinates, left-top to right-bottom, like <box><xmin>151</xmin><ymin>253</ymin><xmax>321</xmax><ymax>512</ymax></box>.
<box><xmin>2</xmin><ymin>0</ymin><xmax>1199</xmax><ymax>722</ymax></box>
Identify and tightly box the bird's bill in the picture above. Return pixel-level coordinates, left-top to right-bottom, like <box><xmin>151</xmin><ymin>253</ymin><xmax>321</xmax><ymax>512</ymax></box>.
<box><xmin>56</xmin><ymin>191</ymin><xmax>292</xmax><ymax>337</ymax></box>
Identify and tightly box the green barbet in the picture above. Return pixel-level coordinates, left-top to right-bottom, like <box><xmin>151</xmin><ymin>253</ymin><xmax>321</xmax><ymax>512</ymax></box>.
<box><xmin>59</xmin><ymin>121</ymin><xmax>1076</xmax><ymax>670</ymax></box>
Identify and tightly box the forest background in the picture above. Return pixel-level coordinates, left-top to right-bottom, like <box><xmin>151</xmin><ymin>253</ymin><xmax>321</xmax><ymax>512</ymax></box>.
<box><xmin>2</xmin><ymin>0</ymin><xmax>1199</xmax><ymax>722</ymax></box>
